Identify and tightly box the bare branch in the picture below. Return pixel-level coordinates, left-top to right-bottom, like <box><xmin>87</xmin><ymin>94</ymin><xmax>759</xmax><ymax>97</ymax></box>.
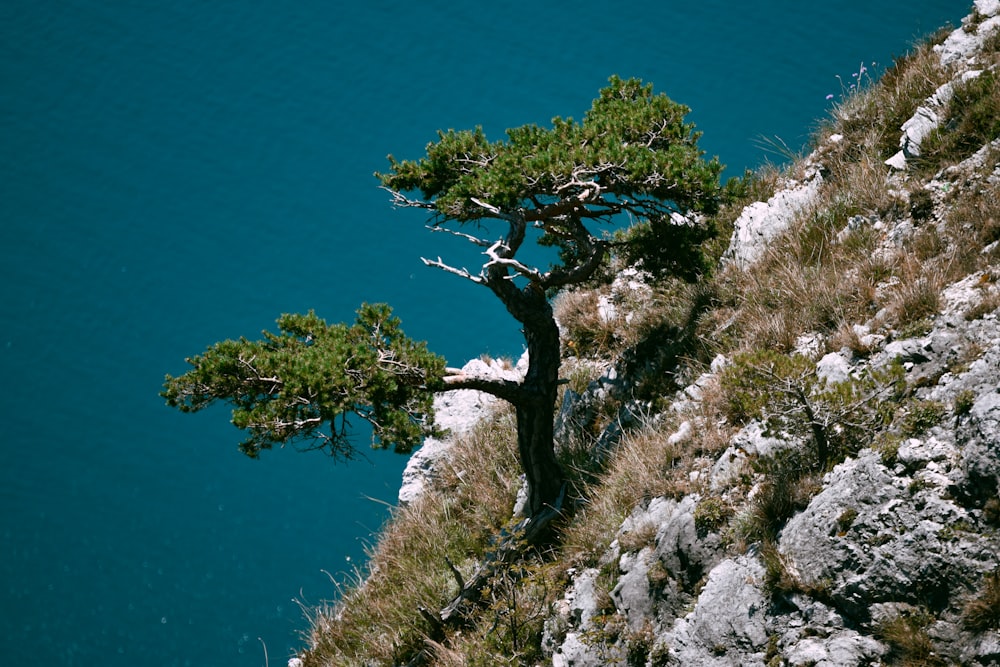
<box><xmin>425</xmin><ymin>225</ymin><xmax>492</xmax><ymax>248</ymax></box>
<box><xmin>420</xmin><ymin>256</ymin><xmax>484</xmax><ymax>284</ymax></box>
<box><xmin>470</xmin><ymin>197</ymin><xmax>501</xmax><ymax>215</ymax></box>
<box><xmin>237</xmin><ymin>355</ymin><xmax>283</xmax><ymax>387</ymax></box>
<box><xmin>483</xmin><ymin>240</ymin><xmax>544</xmax><ymax>283</ymax></box>
<box><xmin>381</xmin><ymin>187</ymin><xmax>435</xmax><ymax>211</ymax></box>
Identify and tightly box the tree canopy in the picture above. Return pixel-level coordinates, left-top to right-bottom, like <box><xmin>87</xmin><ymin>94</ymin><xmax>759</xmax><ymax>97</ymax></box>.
<box><xmin>380</xmin><ymin>75</ymin><xmax>722</xmax><ymax>288</ymax></box>
<box><xmin>162</xmin><ymin>304</ymin><xmax>446</xmax><ymax>459</ymax></box>
<box><xmin>163</xmin><ymin>76</ymin><xmax>723</xmax><ymax>524</ymax></box>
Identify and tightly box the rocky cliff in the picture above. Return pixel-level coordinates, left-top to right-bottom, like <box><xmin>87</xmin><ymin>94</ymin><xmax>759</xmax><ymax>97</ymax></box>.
<box><xmin>294</xmin><ymin>4</ymin><xmax>1000</xmax><ymax>665</ymax></box>
<box><xmin>544</xmin><ymin>5</ymin><xmax>1000</xmax><ymax>664</ymax></box>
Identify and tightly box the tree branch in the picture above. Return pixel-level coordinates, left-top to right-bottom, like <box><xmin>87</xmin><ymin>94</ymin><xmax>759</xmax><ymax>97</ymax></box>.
<box><xmin>420</xmin><ymin>256</ymin><xmax>484</xmax><ymax>284</ymax></box>
<box><xmin>381</xmin><ymin>187</ymin><xmax>437</xmax><ymax>212</ymax></box>
<box><xmin>425</xmin><ymin>225</ymin><xmax>492</xmax><ymax>248</ymax></box>
<box><xmin>484</xmin><ymin>240</ymin><xmax>544</xmax><ymax>283</ymax></box>
<box><xmin>439</xmin><ymin>370</ymin><xmax>524</xmax><ymax>405</ymax></box>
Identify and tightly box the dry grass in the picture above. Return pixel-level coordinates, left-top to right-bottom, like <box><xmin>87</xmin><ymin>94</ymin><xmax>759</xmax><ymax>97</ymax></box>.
<box><xmin>711</xmin><ymin>100</ymin><xmax>999</xmax><ymax>356</ymax></box>
<box><xmin>963</xmin><ymin>568</ymin><xmax>1000</xmax><ymax>632</ymax></box>
<box><xmin>917</xmin><ymin>69</ymin><xmax>1000</xmax><ymax>174</ymax></box>
<box><xmin>560</xmin><ymin>401</ymin><xmax>735</xmax><ymax>567</ymax></box>
<box><xmin>299</xmin><ymin>408</ymin><xmax>523</xmax><ymax>666</ymax></box>
<box><xmin>560</xmin><ymin>421</ymin><xmax>686</xmax><ymax>566</ymax></box>
<box><xmin>711</xmin><ymin>202</ymin><xmax>886</xmax><ymax>354</ymax></box>
<box><xmin>878</xmin><ymin>610</ymin><xmax>948</xmax><ymax>667</ymax></box>
<box><xmin>822</xmin><ymin>36</ymin><xmax>951</xmax><ymax>164</ymax></box>
<box><xmin>554</xmin><ymin>289</ymin><xmax>620</xmax><ymax>358</ymax></box>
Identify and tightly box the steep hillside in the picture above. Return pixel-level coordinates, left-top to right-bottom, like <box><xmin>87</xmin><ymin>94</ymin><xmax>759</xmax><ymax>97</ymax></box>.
<box><xmin>293</xmin><ymin>4</ymin><xmax>1000</xmax><ymax>665</ymax></box>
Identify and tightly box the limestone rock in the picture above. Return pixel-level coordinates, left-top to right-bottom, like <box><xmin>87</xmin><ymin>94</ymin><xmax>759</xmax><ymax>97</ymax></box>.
<box><xmin>816</xmin><ymin>350</ymin><xmax>853</xmax><ymax>385</ymax></box>
<box><xmin>654</xmin><ymin>554</ymin><xmax>770</xmax><ymax>666</ymax></box>
<box><xmin>398</xmin><ymin>354</ymin><xmax>526</xmax><ymax>505</ymax></box>
<box><xmin>936</xmin><ymin>5</ymin><xmax>1000</xmax><ymax>66</ymax></box>
<box><xmin>722</xmin><ymin>170</ymin><xmax>823</xmax><ymax>268</ymax></box>
<box><xmin>544</xmin><ymin>568</ymin><xmax>627</xmax><ymax>667</ymax></box>
<box><xmin>778</xmin><ymin>450</ymin><xmax>997</xmax><ymax>623</ymax></box>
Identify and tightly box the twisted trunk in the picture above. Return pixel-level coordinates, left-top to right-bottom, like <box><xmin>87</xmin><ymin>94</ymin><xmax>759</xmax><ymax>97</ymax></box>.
<box><xmin>515</xmin><ymin>296</ymin><xmax>565</xmax><ymax>519</ymax></box>
<box><xmin>437</xmin><ymin>283</ymin><xmax>566</xmax><ymax>522</ymax></box>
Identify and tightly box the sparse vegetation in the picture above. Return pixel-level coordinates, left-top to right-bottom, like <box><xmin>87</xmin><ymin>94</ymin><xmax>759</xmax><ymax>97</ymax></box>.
<box><xmin>718</xmin><ymin>349</ymin><xmax>904</xmax><ymax>470</ymax></box>
<box><xmin>917</xmin><ymin>69</ymin><xmax>1000</xmax><ymax>173</ymax></box>
<box><xmin>898</xmin><ymin>399</ymin><xmax>947</xmax><ymax>437</ymax></box>
<box><xmin>298</xmin><ymin>408</ymin><xmax>531</xmax><ymax>665</ymax></box>
<box><xmin>694</xmin><ymin>495</ymin><xmax>732</xmax><ymax>534</ymax></box>
<box><xmin>963</xmin><ymin>568</ymin><xmax>1000</xmax><ymax>632</ymax></box>
<box><xmin>878</xmin><ymin>609</ymin><xmax>947</xmax><ymax>667</ymax></box>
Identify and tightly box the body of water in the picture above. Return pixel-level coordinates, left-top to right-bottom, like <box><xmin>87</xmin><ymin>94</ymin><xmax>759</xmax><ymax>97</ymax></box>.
<box><xmin>1</xmin><ymin>2</ymin><xmax>965</xmax><ymax>664</ymax></box>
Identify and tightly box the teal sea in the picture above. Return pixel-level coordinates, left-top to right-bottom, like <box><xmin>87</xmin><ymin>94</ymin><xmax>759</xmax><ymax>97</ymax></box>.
<box><xmin>1</xmin><ymin>2</ymin><xmax>966</xmax><ymax>664</ymax></box>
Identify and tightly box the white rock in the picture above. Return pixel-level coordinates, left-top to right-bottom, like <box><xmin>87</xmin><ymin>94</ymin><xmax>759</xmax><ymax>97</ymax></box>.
<box><xmin>940</xmin><ymin>271</ymin><xmax>994</xmax><ymax>317</ymax></box>
<box><xmin>976</xmin><ymin>0</ymin><xmax>1000</xmax><ymax>17</ymax></box>
<box><xmin>398</xmin><ymin>353</ymin><xmax>527</xmax><ymax>505</ymax></box>
<box><xmin>667</xmin><ymin>420</ymin><xmax>693</xmax><ymax>445</ymax></box>
<box><xmin>885</xmin><ymin>150</ymin><xmax>908</xmax><ymax>170</ymax></box>
<box><xmin>936</xmin><ymin>15</ymin><xmax>1000</xmax><ymax>65</ymax></box>
<box><xmin>795</xmin><ymin>333</ymin><xmax>824</xmax><ymax>359</ymax></box>
<box><xmin>816</xmin><ymin>351</ymin><xmax>852</xmax><ymax>385</ymax></box>
<box><xmin>596</xmin><ymin>294</ymin><xmax>616</xmax><ymax>322</ymax></box>
<box><xmin>723</xmin><ymin>176</ymin><xmax>822</xmax><ymax>268</ymax></box>
<box><xmin>663</xmin><ymin>555</ymin><xmax>769</xmax><ymax>662</ymax></box>
<box><xmin>900</xmin><ymin>103</ymin><xmax>942</xmax><ymax>157</ymax></box>
<box><xmin>710</xmin><ymin>354</ymin><xmax>729</xmax><ymax>373</ymax></box>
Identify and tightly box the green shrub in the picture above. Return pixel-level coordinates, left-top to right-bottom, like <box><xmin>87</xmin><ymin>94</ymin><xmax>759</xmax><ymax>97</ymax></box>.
<box><xmin>719</xmin><ymin>350</ymin><xmax>904</xmax><ymax>470</ymax></box>
<box><xmin>874</xmin><ymin>433</ymin><xmax>903</xmax><ymax>467</ymax></box>
<box><xmin>898</xmin><ymin>399</ymin><xmax>947</xmax><ymax>437</ymax></box>
<box><xmin>953</xmin><ymin>389</ymin><xmax>977</xmax><ymax>417</ymax></box>
<box><xmin>694</xmin><ymin>496</ymin><xmax>733</xmax><ymax>534</ymax></box>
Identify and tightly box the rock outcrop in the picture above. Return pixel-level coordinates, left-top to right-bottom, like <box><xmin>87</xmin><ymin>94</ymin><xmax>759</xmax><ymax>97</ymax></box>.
<box><xmin>397</xmin><ymin>354</ymin><xmax>527</xmax><ymax>506</ymax></box>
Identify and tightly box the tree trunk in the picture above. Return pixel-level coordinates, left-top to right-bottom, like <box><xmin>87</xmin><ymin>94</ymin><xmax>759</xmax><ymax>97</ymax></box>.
<box><xmin>513</xmin><ymin>292</ymin><xmax>565</xmax><ymax>520</ymax></box>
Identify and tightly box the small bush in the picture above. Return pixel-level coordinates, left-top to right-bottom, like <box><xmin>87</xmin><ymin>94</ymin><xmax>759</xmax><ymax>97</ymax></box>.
<box><xmin>953</xmin><ymin>389</ymin><xmax>977</xmax><ymax>417</ymax></box>
<box><xmin>909</xmin><ymin>189</ymin><xmax>935</xmax><ymax>221</ymax></box>
<box><xmin>717</xmin><ymin>350</ymin><xmax>814</xmax><ymax>426</ymax></box>
<box><xmin>962</xmin><ymin>569</ymin><xmax>1000</xmax><ymax>632</ymax></box>
<box><xmin>450</xmin><ymin>562</ymin><xmax>556</xmax><ymax>665</ymax></box>
<box><xmin>874</xmin><ymin>433</ymin><xmax>903</xmax><ymax>467</ymax></box>
<box><xmin>898</xmin><ymin>399</ymin><xmax>947</xmax><ymax>436</ymax></box>
<box><xmin>718</xmin><ymin>349</ymin><xmax>904</xmax><ymax>470</ymax></box>
<box><xmin>694</xmin><ymin>496</ymin><xmax>732</xmax><ymax>534</ymax></box>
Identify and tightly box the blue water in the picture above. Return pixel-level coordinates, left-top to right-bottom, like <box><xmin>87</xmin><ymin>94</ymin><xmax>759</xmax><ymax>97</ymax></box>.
<box><xmin>1</xmin><ymin>2</ymin><xmax>965</xmax><ymax>664</ymax></box>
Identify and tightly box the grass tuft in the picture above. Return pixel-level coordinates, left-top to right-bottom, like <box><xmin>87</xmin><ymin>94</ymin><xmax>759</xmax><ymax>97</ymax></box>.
<box><xmin>963</xmin><ymin>568</ymin><xmax>1000</xmax><ymax>632</ymax></box>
